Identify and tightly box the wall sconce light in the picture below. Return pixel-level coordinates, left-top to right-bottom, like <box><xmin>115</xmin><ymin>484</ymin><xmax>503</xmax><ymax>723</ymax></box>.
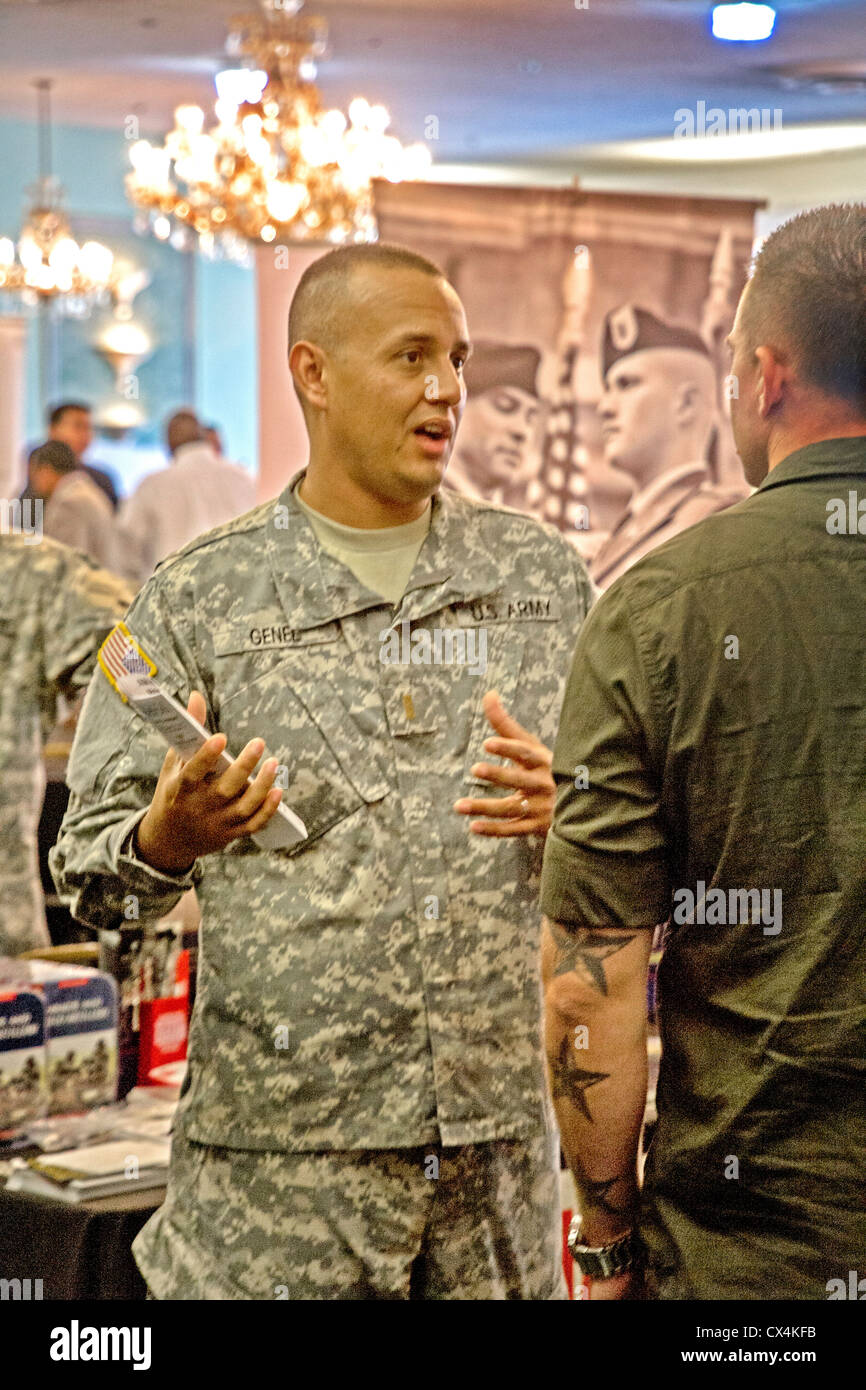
<box><xmin>93</xmin><ymin>318</ymin><xmax>153</xmax><ymax>388</ymax></box>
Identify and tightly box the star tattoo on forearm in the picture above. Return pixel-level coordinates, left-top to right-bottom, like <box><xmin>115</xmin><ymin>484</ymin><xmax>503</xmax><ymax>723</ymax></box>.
<box><xmin>549</xmin><ymin>921</ymin><xmax>637</xmax><ymax>993</ymax></box>
<box><xmin>570</xmin><ymin>1157</ymin><xmax>634</xmax><ymax>1220</ymax></box>
<box><xmin>548</xmin><ymin>1036</ymin><xmax>610</xmax><ymax>1121</ymax></box>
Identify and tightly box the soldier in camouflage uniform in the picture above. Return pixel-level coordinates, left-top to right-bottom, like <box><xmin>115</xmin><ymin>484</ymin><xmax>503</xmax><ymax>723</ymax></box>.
<box><xmin>51</xmin><ymin>244</ymin><xmax>594</xmax><ymax>1299</ymax></box>
<box><xmin>0</xmin><ymin>529</ymin><xmax>131</xmax><ymax>956</ymax></box>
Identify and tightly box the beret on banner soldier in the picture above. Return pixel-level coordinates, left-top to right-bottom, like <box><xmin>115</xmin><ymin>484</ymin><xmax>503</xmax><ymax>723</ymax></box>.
<box><xmin>601</xmin><ymin>304</ymin><xmax>711</xmax><ymax>381</ymax></box>
<box><xmin>463</xmin><ymin>342</ymin><xmax>541</xmax><ymax>399</ymax></box>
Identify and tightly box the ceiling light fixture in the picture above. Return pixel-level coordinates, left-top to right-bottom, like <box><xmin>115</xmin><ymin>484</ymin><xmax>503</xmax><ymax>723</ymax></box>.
<box><xmin>126</xmin><ymin>0</ymin><xmax>432</xmax><ymax>258</ymax></box>
<box><xmin>0</xmin><ymin>79</ymin><xmax>118</xmax><ymax>312</ymax></box>
<box><xmin>712</xmin><ymin>3</ymin><xmax>777</xmax><ymax>42</ymax></box>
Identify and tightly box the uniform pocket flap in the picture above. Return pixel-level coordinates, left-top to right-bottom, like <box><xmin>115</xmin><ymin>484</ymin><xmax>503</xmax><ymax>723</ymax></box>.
<box><xmin>282</xmin><ymin>674</ymin><xmax>390</xmax><ymax>804</ymax></box>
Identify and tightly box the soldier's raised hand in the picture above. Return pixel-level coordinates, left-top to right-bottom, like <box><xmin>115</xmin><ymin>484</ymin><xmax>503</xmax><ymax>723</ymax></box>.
<box><xmin>134</xmin><ymin>691</ymin><xmax>283</xmax><ymax>873</ymax></box>
<box><xmin>453</xmin><ymin>690</ymin><xmax>555</xmax><ymax>837</ymax></box>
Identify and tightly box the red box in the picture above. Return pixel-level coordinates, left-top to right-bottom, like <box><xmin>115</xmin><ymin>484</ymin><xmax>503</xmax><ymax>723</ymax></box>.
<box><xmin>136</xmin><ymin>994</ymin><xmax>188</xmax><ymax>1083</ymax></box>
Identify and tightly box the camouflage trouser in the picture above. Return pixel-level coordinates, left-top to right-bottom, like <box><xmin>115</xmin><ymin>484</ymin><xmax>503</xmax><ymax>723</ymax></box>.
<box><xmin>133</xmin><ymin>1126</ymin><xmax>567</xmax><ymax>1300</ymax></box>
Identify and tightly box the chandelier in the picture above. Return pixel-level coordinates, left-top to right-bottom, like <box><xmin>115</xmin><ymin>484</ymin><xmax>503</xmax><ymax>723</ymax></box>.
<box><xmin>126</xmin><ymin>0</ymin><xmax>432</xmax><ymax>258</ymax></box>
<box><xmin>0</xmin><ymin>79</ymin><xmax>117</xmax><ymax>310</ymax></box>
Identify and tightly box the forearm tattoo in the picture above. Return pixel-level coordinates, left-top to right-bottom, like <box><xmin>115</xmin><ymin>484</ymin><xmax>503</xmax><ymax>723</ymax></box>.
<box><xmin>548</xmin><ymin>1036</ymin><xmax>610</xmax><ymax>1121</ymax></box>
<box><xmin>571</xmin><ymin>1157</ymin><xmax>634</xmax><ymax>1221</ymax></box>
<box><xmin>549</xmin><ymin>921</ymin><xmax>636</xmax><ymax>993</ymax></box>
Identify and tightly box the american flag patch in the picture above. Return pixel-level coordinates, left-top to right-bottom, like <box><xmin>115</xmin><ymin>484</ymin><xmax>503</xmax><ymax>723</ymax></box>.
<box><xmin>97</xmin><ymin>622</ymin><xmax>157</xmax><ymax>700</ymax></box>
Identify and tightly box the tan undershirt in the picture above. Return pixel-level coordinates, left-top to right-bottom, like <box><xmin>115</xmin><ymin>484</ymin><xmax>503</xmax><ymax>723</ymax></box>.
<box><xmin>293</xmin><ymin>480</ymin><xmax>432</xmax><ymax>606</ymax></box>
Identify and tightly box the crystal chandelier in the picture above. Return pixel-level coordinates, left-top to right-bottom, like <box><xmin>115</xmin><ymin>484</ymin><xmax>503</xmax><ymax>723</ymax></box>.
<box><xmin>126</xmin><ymin>0</ymin><xmax>432</xmax><ymax>259</ymax></box>
<box><xmin>0</xmin><ymin>79</ymin><xmax>117</xmax><ymax>311</ymax></box>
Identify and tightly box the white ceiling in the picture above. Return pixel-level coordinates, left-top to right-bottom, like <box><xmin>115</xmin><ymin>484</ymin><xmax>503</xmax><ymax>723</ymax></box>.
<box><xmin>1</xmin><ymin>0</ymin><xmax>865</xmax><ymax>187</ymax></box>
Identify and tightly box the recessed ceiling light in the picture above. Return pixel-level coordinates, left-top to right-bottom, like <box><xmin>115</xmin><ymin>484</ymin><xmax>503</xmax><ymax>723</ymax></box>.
<box><xmin>712</xmin><ymin>3</ymin><xmax>776</xmax><ymax>42</ymax></box>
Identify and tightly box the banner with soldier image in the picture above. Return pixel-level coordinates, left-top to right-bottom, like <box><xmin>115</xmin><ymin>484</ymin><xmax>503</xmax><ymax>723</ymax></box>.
<box><xmin>376</xmin><ymin>181</ymin><xmax>760</xmax><ymax>586</ymax></box>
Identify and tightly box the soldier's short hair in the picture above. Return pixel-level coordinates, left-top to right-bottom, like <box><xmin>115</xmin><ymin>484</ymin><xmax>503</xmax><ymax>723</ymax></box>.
<box><xmin>743</xmin><ymin>204</ymin><xmax>866</xmax><ymax>408</ymax></box>
<box><xmin>29</xmin><ymin>440</ymin><xmax>78</xmax><ymax>474</ymax></box>
<box><xmin>288</xmin><ymin>242</ymin><xmax>448</xmax><ymax>357</ymax></box>
<box><xmin>47</xmin><ymin>400</ymin><xmax>90</xmax><ymax>427</ymax></box>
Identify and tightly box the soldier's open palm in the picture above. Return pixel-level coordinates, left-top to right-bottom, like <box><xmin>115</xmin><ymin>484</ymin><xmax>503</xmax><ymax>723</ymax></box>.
<box><xmin>135</xmin><ymin>691</ymin><xmax>283</xmax><ymax>873</ymax></box>
<box><xmin>453</xmin><ymin>690</ymin><xmax>555</xmax><ymax>837</ymax></box>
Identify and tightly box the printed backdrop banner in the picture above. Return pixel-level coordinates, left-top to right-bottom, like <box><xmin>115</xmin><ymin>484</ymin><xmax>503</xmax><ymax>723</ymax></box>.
<box><xmin>375</xmin><ymin>181</ymin><xmax>763</xmax><ymax>586</ymax></box>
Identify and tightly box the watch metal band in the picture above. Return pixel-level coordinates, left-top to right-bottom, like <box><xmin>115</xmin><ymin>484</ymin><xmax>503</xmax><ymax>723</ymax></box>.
<box><xmin>567</xmin><ymin>1216</ymin><xmax>642</xmax><ymax>1279</ymax></box>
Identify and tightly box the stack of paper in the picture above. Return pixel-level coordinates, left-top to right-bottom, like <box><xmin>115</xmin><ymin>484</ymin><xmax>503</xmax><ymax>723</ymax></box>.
<box><xmin>5</xmin><ymin>1137</ymin><xmax>169</xmax><ymax>1204</ymax></box>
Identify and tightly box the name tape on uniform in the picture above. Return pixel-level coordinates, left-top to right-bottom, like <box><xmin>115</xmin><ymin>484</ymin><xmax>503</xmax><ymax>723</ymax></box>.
<box><xmin>455</xmin><ymin>596</ymin><xmax>562</xmax><ymax>625</ymax></box>
<box><xmin>213</xmin><ymin>622</ymin><xmax>340</xmax><ymax>655</ymax></box>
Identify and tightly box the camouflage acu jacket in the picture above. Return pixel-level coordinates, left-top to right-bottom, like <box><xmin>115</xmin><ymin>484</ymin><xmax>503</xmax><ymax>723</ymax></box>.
<box><xmin>0</xmin><ymin>533</ymin><xmax>131</xmax><ymax>955</ymax></box>
<box><xmin>51</xmin><ymin>474</ymin><xmax>593</xmax><ymax>1151</ymax></box>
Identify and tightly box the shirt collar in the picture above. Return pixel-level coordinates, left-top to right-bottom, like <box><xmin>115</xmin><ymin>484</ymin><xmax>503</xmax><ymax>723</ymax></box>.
<box><xmin>757</xmin><ymin>436</ymin><xmax>866</xmax><ymax>493</ymax></box>
<box><xmin>265</xmin><ymin>468</ymin><xmax>505</xmax><ymax>630</ymax></box>
<box><xmin>53</xmin><ymin>468</ymin><xmax>98</xmax><ymax>498</ymax></box>
<box><xmin>292</xmin><ymin>478</ymin><xmax>432</xmax><ymax>553</ymax></box>
<box><xmin>172</xmin><ymin>441</ymin><xmax>217</xmax><ymax>467</ymax></box>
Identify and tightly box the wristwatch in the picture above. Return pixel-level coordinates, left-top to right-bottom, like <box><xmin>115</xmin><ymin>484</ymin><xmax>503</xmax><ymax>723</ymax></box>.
<box><xmin>567</xmin><ymin>1217</ymin><xmax>644</xmax><ymax>1279</ymax></box>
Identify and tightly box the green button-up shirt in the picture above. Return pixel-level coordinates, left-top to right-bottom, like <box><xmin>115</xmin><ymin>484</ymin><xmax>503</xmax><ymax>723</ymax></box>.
<box><xmin>51</xmin><ymin>473</ymin><xmax>593</xmax><ymax>1153</ymax></box>
<box><xmin>541</xmin><ymin>437</ymin><xmax>866</xmax><ymax>1299</ymax></box>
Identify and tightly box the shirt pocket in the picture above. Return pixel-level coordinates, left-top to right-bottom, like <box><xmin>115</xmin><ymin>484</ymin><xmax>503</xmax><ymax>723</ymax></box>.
<box><xmin>452</xmin><ymin>595</ymin><xmax>568</xmax><ymax>788</ymax></box>
<box><xmin>217</xmin><ymin>650</ymin><xmax>389</xmax><ymax>856</ymax></box>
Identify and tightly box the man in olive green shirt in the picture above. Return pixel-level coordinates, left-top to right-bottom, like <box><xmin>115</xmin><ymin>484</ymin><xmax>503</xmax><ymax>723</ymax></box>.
<box><xmin>540</xmin><ymin>203</ymin><xmax>866</xmax><ymax>1299</ymax></box>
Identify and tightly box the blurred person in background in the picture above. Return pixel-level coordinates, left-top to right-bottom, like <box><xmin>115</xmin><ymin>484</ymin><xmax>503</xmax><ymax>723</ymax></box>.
<box><xmin>116</xmin><ymin>409</ymin><xmax>256</xmax><ymax>586</ymax></box>
<box><xmin>0</xmin><ymin>531</ymin><xmax>130</xmax><ymax>955</ymax></box>
<box><xmin>48</xmin><ymin>401</ymin><xmax>120</xmax><ymax>510</ymax></box>
<box><xmin>202</xmin><ymin>422</ymin><xmax>225</xmax><ymax>457</ymax></box>
<box><xmin>29</xmin><ymin>440</ymin><xmax>122</xmax><ymax>573</ymax></box>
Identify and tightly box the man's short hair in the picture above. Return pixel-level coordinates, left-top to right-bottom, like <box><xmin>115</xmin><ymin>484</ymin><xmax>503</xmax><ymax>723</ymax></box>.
<box><xmin>48</xmin><ymin>401</ymin><xmax>91</xmax><ymax>427</ymax></box>
<box><xmin>742</xmin><ymin>204</ymin><xmax>866</xmax><ymax>407</ymax></box>
<box><xmin>29</xmin><ymin>440</ymin><xmax>78</xmax><ymax>473</ymax></box>
<box><xmin>165</xmin><ymin>409</ymin><xmax>203</xmax><ymax>452</ymax></box>
<box><xmin>288</xmin><ymin>242</ymin><xmax>448</xmax><ymax>357</ymax></box>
